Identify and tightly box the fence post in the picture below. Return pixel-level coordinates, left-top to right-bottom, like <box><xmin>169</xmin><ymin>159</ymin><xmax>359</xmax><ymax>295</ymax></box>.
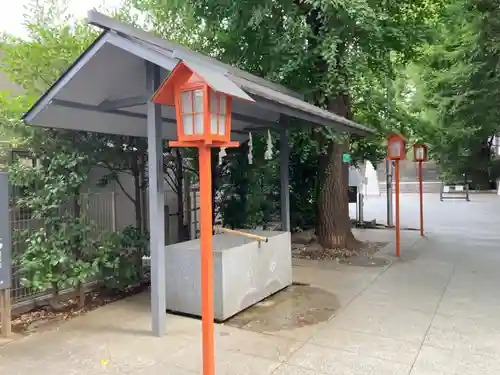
<box><xmin>0</xmin><ymin>288</ymin><xmax>11</xmax><ymax>338</ymax></box>
<box><xmin>111</xmin><ymin>190</ymin><xmax>117</xmax><ymax>232</ymax></box>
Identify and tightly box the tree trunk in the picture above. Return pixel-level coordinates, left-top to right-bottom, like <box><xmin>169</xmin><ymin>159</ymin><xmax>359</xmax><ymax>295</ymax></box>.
<box><xmin>48</xmin><ymin>285</ymin><xmax>64</xmax><ymax>312</ymax></box>
<box><xmin>139</xmin><ymin>151</ymin><xmax>148</xmax><ymax>233</ymax></box>
<box><xmin>211</xmin><ymin>148</ymin><xmax>218</xmax><ymax>226</ymax></box>
<box><xmin>72</xmin><ymin>190</ymin><xmax>86</xmax><ymax>308</ymax></box>
<box><xmin>184</xmin><ymin>170</ymin><xmax>193</xmax><ymax>239</ymax></box>
<box><xmin>316</xmin><ymin>96</ymin><xmax>364</xmax><ymax>250</ymax></box>
<box><xmin>175</xmin><ymin>149</ymin><xmax>187</xmax><ymax>241</ymax></box>
<box><xmin>131</xmin><ymin>154</ymin><xmax>142</xmax><ymax>231</ymax></box>
<box><xmin>131</xmin><ymin>151</ymin><xmax>144</xmax><ymax>279</ymax></box>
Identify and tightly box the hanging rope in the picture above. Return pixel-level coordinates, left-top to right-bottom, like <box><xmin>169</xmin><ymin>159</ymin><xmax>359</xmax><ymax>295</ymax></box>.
<box><xmin>264</xmin><ymin>129</ymin><xmax>273</xmax><ymax>160</ymax></box>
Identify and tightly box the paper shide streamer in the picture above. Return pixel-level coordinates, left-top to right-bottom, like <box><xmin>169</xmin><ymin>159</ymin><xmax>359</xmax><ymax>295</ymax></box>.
<box><xmin>248</xmin><ymin>132</ymin><xmax>253</xmax><ymax>165</ymax></box>
<box><xmin>264</xmin><ymin>130</ymin><xmax>273</xmax><ymax>160</ymax></box>
<box><xmin>218</xmin><ymin>147</ymin><xmax>227</xmax><ymax>165</ymax></box>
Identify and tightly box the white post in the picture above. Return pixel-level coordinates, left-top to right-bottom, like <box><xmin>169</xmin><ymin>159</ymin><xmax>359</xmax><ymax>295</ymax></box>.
<box><xmin>386</xmin><ymin>159</ymin><xmax>394</xmax><ymax>226</ymax></box>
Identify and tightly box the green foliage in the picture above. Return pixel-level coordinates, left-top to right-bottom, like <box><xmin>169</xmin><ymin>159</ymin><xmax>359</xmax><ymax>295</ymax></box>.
<box><xmin>218</xmin><ymin>134</ymin><xmax>279</xmax><ymax>228</ymax></box>
<box><xmin>95</xmin><ymin>226</ymin><xmax>150</xmax><ymax>291</ymax></box>
<box><xmin>0</xmin><ymin>93</ymin><xmax>32</xmax><ymax>149</ymax></box>
<box><xmin>17</xmin><ymin>216</ymin><xmax>97</xmax><ymax>292</ymax></box>
<box><xmin>9</xmin><ymin>148</ymin><xmax>97</xmax><ymax>293</ymax></box>
<box><xmin>409</xmin><ymin>0</ymin><xmax>500</xmax><ymax>183</ymax></box>
<box><xmin>288</xmin><ymin>130</ymin><xmax>320</xmax><ymax>229</ymax></box>
<box><xmin>131</xmin><ymin>0</ymin><xmax>443</xmax><ymax>236</ymax></box>
<box><xmin>10</xmin><ymin>146</ymin><xmax>150</xmax><ymax>293</ymax></box>
<box><xmin>0</xmin><ymin>1</ymin><xmax>158</xmax><ymax>300</ymax></box>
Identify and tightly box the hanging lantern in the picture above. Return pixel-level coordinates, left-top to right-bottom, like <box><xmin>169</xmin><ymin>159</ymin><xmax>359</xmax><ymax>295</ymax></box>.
<box><xmin>152</xmin><ymin>61</ymin><xmax>254</xmax><ymax>146</ymax></box>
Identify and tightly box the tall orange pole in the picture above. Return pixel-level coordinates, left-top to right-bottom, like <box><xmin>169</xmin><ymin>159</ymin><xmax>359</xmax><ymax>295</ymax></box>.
<box><xmin>418</xmin><ymin>161</ymin><xmax>424</xmax><ymax>237</ymax></box>
<box><xmin>198</xmin><ymin>145</ymin><xmax>215</xmax><ymax>375</ymax></box>
<box><xmin>395</xmin><ymin>159</ymin><xmax>401</xmax><ymax>257</ymax></box>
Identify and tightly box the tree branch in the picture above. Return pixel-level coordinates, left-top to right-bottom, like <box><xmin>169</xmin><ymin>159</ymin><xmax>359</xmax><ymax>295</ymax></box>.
<box><xmin>164</xmin><ymin>171</ymin><xmax>179</xmax><ymax>194</ymax></box>
<box><xmin>113</xmin><ymin>175</ymin><xmax>136</xmax><ymax>204</ymax></box>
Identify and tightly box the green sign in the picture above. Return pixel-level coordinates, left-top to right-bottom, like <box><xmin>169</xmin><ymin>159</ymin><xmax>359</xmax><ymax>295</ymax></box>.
<box><xmin>342</xmin><ymin>153</ymin><xmax>351</xmax><ymax>163</ymax></box>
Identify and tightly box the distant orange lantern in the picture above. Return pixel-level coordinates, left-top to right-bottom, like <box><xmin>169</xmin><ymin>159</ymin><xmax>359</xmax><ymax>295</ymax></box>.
<box><xmin>413</xmin><ymin>143</ymin><xmax>427</xmax><ymax>162</ymax></box>
<box><xmin>387</xmin><ymin>134</ymin><xmax>406</xmax><ymax>161</ymax></box>
<box><xmin>387</xmin><ymin>134</ymin><xmax>406</xmax><ymax>258</ymax></box>
<box><xmin>413</xmin><ymin>143</ymin><xmax>427</xmax><ymax>237</ymax></box>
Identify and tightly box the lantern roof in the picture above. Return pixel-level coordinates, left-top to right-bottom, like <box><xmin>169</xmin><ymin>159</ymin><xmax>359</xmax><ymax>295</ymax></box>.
<box><xmin>22</xmin><ymin>10</ymin><xmax>376</xmax><ymax>140</ymax></box>
<box><xmin>388</xmin><ymin>134</ymin><xmax>406</xmax><ymax>142</ymax></box>
<box><xmin>152</xmin><ymin>61</ymin><xmax>255</xmax><ymax>106</ymax></box>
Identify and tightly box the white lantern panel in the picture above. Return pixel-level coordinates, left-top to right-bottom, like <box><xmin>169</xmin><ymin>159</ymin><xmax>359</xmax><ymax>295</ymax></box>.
<box><xmin>181</xmin><ymin>91</ymin><xmax>192</xmax><ymax>113</ymax></box>
<box><xmin>210</xmin><ymin>89</ymin><xmax>218</xmax><ymax>113</ymax></box>
<box><xmin>390</xmin><ymin>141</ymin><xmax>401</xmax><ymax>158</ymax></box>
<box><xmin>210</xmin><ymin>113</ymin><xmax>218</xmax><ymax>134</ymax></box>
<box><xmin>193</xmin><ymin>89</ymin><xmax>203</xmax><ymax>113</ymax></box>
<box><xmin>220</xmin><ymin>95</ymin><xmax>226</xmax><ymax>114</ymax></box>
<box><xmin>194</xmin><ymin>114</ymin><xmax>204</xmax><ymax>134</ymax></box>
<box><xmin>183</xmin><ymin>115</ymin><xmax>193</xmax><ymax>134</ymax></box>
<box><xmin>207</xmin><ymin>88</ymin><xmax>230</xmax><ymax>135</ymax></box>
<box><xmin>415</xmin><ymin>147</ymin><xmax>425</xmax><ymax>160</ymax></box>
<box><xmin>219</xmin><ymin>115</ymin><xmax>226</xmax><ymax>135</ymax></box>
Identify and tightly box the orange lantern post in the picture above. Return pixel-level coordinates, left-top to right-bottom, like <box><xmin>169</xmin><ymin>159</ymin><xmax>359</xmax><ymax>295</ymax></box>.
<box><xmin>152</xmin><ymin>61</ymin><xmax>254</xmax><ymax>375</ymax></box>
<box><xmin>387</xmin><ymin>134</ymin><xmax>406</xmax><ymax>257</ymax></box>
<box><xmin>413</xmin><ymin>143</ymin><xmax>427</xmax><ymax>237</ymax></box>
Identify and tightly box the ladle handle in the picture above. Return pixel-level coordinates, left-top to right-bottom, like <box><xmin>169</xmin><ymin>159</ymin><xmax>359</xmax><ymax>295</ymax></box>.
<box><xmin>215</xmin><ymin>227</ymin><xmax>268</xmax><ymax>243</ymax></box>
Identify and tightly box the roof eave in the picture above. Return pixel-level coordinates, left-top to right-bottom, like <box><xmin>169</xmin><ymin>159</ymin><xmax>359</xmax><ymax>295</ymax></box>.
<box><xmin>22</xmin><ymin>32</ymin><xmax>110</xmax><ymax>124</ymax></box>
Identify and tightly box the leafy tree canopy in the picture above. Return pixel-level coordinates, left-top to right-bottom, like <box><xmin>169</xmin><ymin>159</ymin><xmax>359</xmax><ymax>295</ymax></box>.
<box><xmin>409</xmin><ymin>0</ymin><xmax>500</xmax><ymax>184</ymax></box>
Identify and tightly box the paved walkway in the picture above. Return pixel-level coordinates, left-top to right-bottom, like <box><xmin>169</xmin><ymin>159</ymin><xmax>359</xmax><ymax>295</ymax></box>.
<box><xmin>2</xmin><ymin>212</ymin><xmax>500</xmax><ymax>374</ymax></box>
<box><xmin>350</xmin><ymin>193</ymin><xmax>500</xmax><ymax>236</ymax></box>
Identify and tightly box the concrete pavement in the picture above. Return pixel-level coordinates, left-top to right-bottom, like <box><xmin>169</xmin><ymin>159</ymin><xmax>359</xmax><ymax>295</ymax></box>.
<box><xmin>350</xmin><ymin>193</ymin><xmax>500</xmax><ymax>237</ymax></box>
<box><xmin>2</xmin><ymin>194</ymin><xmax>500</xmax><ymax>374</ymax></box>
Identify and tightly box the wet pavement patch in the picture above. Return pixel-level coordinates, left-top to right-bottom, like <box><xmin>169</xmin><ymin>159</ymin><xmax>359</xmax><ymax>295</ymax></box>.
<box><xmin>225</xmin><ymin>284</ymin><xmax>340</xmax><ymax>333</ymax></box>
<box><xmin>338</xmin><ymin>255</ymin><xmax>389</xmax><ymax>267</ymax></box>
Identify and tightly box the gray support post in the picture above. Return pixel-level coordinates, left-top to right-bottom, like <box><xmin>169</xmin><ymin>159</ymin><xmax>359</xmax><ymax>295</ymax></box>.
<box><xmin>146</xmin><ymin>62</ymin><xmax>166</xmax><ymax>337</ymax></box>
<box><xmin>0</xmin><ymin>172</ymin><xmax>11</xmax><ymax>291</ymax></box>
<box><xmin>280</xmin><ymin>126</ymin><xmax>291</xmax><ymax>232</ymax></box>
<box><xmin>0</xmin><ymin>172</ymin><xmax>12</xmax><ymax>338</ymax></box>
<box><xmin>385</xmin><ymin>69</ymin><xmax>394</xmax><ymax>227</ymax></box>
<box><xmin>386</xmin><ymin>158</ymin><xmax>394</xmax><ymax>227</ymax></box>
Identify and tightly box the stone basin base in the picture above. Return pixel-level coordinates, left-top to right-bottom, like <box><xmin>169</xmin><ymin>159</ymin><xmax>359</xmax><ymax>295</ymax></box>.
<box><xmin>164</xmin><ymin>230</ymin><xmax>292</xmax><ymax>321</ymax></box>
